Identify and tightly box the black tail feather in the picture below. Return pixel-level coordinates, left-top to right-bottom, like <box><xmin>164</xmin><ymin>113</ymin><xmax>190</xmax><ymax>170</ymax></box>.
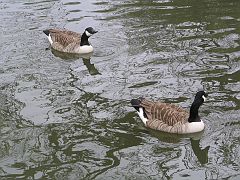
<box><xmin>43</xmin><ymin>29</ymin><xmax>50</xmax><ymax>36</ymax></box>
<box><xmin>130</xmin><ymin>98</ymin><xmax>143</xmax><ymax>112</ymax></box>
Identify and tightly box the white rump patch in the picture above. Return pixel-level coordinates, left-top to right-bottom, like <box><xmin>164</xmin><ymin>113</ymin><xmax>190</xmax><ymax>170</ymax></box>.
<box><xmin>85</xmin><ymin>30</ymin><xmax>92</xmax><ymax>37</ymax></box>
<box><xmin>47</xmin><ymin>34</ymin><xmax>53</xmax><ymax>45</ymax></box>
<box><xmin>137</xmin><ymin>108</ymin><xmax>148</xmax><ymax>126</ymax></box>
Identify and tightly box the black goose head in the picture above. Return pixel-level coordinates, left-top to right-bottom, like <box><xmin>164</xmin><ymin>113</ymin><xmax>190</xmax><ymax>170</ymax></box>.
<box><xmin>84</xmin><ymin>27</ymin><xmax>98</xmax><ymax>37</ymax></box>
<box><xmin>81</xmin><ymin>27</ymin><xmax>98</xmax><ymax>46</ymax></box>
<box><xmin>188</xmin><ymin>91</ymin><xmax>208</xmax><ymax>122</ymax></box>
<box><xmin>194</xmin><ymin>91</ymin><xmax>208</xmax><ymax>104</ymax></box>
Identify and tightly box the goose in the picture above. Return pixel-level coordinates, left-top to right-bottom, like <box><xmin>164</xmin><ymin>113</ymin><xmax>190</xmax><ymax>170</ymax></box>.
<box><xmin>130</xmin><ymin>91</ymin><xmax>207</xmax><ymax>134</ymax></box>
<box><xmin>43</xmin><ymin>27</ymin><xmax>98</xmax><ymax>54</ymax></box>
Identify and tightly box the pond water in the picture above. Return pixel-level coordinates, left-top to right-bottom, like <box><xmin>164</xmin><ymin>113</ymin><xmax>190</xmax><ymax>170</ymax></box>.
<box><xmin>0</xmin><ymin>0</ymin><xmax>240</xmax><ymax>179</ymax></box>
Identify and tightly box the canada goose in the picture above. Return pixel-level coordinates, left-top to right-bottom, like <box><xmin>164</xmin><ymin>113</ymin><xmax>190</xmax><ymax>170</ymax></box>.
<box><xmin>43</xmin><ymin>27</ymin><xmax>98</xmax><ymax>54</ymax></box>
<box><xmin>130</xmin><ymin>91</ymin><xmax>207</xmax><ymax>134</ymax></box>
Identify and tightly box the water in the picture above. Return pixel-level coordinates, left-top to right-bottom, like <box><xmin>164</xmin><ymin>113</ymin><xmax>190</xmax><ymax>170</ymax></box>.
<box><xmin>0</xmin><ymin>0</ymin><xmax>240</xmax><ymax>179</ymax></box>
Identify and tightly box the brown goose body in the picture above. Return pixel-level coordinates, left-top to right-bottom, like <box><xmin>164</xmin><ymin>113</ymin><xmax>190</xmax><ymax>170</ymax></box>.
<box><xmin>43</xmin><ymin>27</ymin><xmax>97</xmax><ymax>54</ymax></box>
<box><xmin>48</xmin><ymin>29</ymin><xmax>81</xmax><ymax>53</ymax></box>
<box><xmin>131</xmin><ymin>91</ymin><xmax>207</xmax><ymax>134</ymax></box>
<box><xmin>140</xmin><ymin>99</ymin><xmax>191</xmax><ymax>134</ymax></box>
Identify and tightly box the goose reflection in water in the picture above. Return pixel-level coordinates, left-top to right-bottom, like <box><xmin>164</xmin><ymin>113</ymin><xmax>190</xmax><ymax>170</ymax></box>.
<box><xmin>149</xmin><ymin>130</ymin><xmax>209</xmax><ymax>164</ymax></box>
<box><xmin>47</xmin><ymin>48</ymin><xmax>101</xmax><ymax>76</ymax></box>
<box><xmin>190</xmin><ymin>138</ymin><xmax>210</xmax><ymax>164</ymax></box>
<box><xmin>82</xmin><ymin>58</ymin><xmax>101</xmax><ymax>76</ymax></box>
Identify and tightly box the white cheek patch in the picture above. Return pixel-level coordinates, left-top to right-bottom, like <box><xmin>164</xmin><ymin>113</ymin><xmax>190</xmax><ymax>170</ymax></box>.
<box><xmin>85</xmin><ymin>30</ymin><xmax>92</xmax><ymax>37</ymax></box>
<box><xmin>202</xmin><ymin>95</ymin><xmax>206</xmax><ymax>102</ymax></box>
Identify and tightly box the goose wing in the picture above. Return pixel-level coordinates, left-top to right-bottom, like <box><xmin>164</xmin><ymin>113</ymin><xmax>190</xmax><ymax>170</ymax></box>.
<box><xmin>140</xmin><ymin>99</ymin><xmax>189</xmax><ymax>126</ymax></box>
<box><xmin>48</xmin><ymin>29</ymin><xmax>81</xmax><ymax>48</ymax></box>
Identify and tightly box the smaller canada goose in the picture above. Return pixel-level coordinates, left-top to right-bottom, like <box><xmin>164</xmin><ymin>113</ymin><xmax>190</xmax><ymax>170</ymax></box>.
<box><xmin>43</xmin><ymin>27</ymin><xmax>98</xmax><ymax>54</ymax></box>
<box><xmin>130</xmin><ymin>91</ymin><xmax>207</xmax><ymax>134</ymax></box>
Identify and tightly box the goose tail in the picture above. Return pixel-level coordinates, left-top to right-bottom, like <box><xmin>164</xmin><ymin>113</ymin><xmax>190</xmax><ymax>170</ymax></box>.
<box><xmin>130</xmin><ymin>98</ymin><xmax>142</xmax><ymax>112</ymax></box>
<box><xmin>43</xmin><ymin>29</ymin><xmax>50</xmax><ymax>36</ymax></box>
<box><xmin>130</xmin><ymin>98</ymin><xmax>148</xmax><ymax>125</ymax></box>
<box><xmin>43</xmin><ymin>30</ymin><xmax>53</xmax><ymax>45</ymax></box>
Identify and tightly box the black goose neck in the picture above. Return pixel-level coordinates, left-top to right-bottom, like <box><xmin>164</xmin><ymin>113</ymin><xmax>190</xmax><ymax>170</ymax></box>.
<box><xmin>188</xmin><ymin>99</ymin><xmax>202</xmax><ymax>122</ymax></box>
<box><xmin>80</xmin><ymin>32</ymin><xmax>90</xmax><ymax>46</ymax></box>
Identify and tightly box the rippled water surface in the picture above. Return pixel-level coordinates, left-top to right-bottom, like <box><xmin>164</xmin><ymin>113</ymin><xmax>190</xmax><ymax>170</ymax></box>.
<box><xmin>0</xmin><ymin>0</ymin><xmax>240</xmax><ymax>179</ymax></box>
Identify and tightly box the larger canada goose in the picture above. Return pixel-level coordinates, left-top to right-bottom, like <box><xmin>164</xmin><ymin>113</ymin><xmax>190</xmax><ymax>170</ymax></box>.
<box><xmin>43</xmin><ymin>27</ymin><xmax>98</xmax><ymax>54</ymax></box>
<box><xmin>130</xmin><ymin>91</ymin><xmax>207</xmax><ymax>134</ymax></box>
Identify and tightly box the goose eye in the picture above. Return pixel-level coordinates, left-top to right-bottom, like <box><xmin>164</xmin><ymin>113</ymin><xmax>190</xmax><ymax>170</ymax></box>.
<box><xmin>202</xmin><ymin>95</ymin><xmax>206</xmax><ymax>102</ymax></box>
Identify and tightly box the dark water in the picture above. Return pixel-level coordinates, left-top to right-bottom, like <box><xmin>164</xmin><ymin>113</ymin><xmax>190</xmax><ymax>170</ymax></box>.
<box><xmin>0</xmin><ymin>0</ymin><xmax>240</xmax><ymax>179</ymax></box>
